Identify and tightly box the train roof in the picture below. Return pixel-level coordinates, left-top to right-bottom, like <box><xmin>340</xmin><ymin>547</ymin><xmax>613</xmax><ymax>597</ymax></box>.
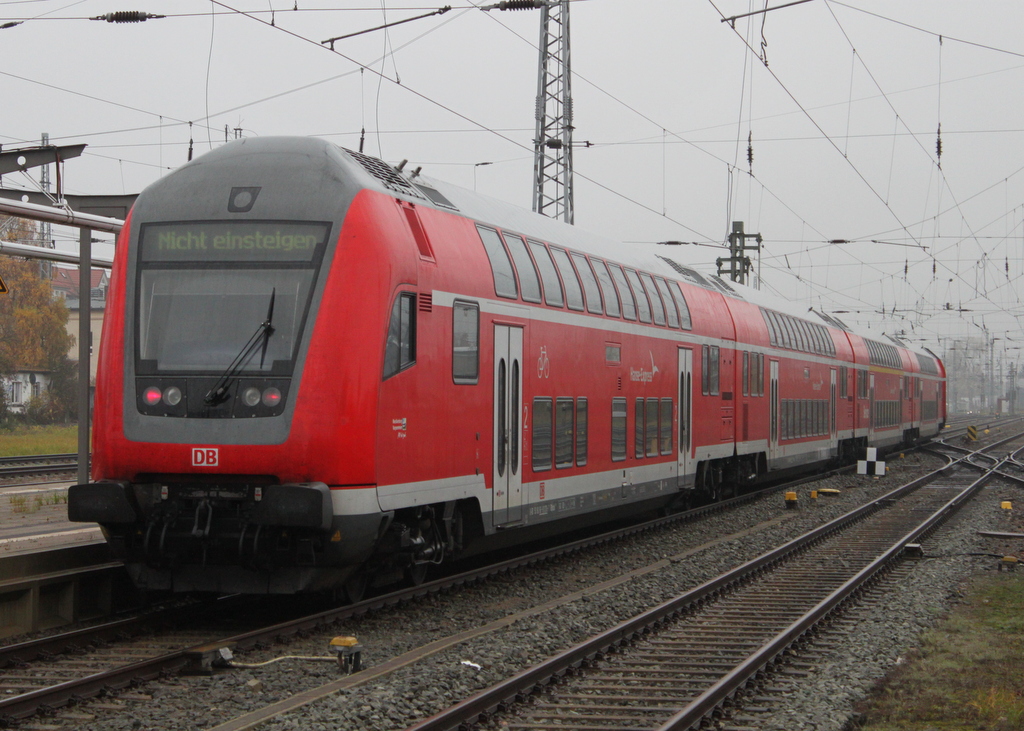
<box><xmin>336</xmin><ymin>142</ymin><xmax>938</xmax><ymax>368</ymax></box>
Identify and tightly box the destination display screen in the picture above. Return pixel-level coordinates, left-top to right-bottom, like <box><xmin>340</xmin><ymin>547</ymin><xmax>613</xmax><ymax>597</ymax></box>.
<box><xmin>140</xmin><ymin>221</ymin><xmax>330</xmax><ymax>262</ymax></box>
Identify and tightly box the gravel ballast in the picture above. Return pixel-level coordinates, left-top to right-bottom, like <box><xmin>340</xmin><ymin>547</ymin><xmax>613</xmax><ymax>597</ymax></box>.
<box><xmin>39</xmin><ymin>452</ymin><xmax>1011</xmax><ymax>731</ymax></box>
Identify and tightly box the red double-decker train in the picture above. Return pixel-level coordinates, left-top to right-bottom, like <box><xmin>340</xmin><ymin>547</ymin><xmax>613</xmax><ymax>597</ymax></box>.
<box><xmin>68</xmin><ymin>137</ymin><xmax>946</xmax><ymax>597</ymax></box>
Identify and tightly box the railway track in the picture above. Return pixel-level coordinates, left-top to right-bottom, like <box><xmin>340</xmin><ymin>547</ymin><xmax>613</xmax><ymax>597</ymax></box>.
<box><xmin>401</xmin><ymin>434</ymin><xmax>1024</xmax><ymax>731</ymax></box>
<box><xmin>0</xmin><ymin>453</ymin><xmax>77</xmax><ymax>481</ymax></box>
<box><xmin>0</xmin><ymin>461</ymin><xmax>874</xmax><ymax>726</ymax></box>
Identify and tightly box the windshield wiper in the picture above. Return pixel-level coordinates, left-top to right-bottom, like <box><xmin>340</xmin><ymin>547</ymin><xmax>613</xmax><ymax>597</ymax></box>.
<box><xmin>204</xmin><ymin>288</ymin><xmax>276</xmax><ymax>406</ymax></box>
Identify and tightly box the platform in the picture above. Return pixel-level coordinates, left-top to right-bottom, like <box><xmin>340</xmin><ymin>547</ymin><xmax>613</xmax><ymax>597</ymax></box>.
<box><xmin>0</xmin><ymin>480</ymin><xmax>104</xmax><ymax>556</ymax></box>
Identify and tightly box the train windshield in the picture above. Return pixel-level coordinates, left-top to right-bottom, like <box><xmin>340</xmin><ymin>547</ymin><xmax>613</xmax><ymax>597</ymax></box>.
<box><xmin>135</xmin><ymin>221</ymin><xmax>330</xmax><ymax>374</ymax></box>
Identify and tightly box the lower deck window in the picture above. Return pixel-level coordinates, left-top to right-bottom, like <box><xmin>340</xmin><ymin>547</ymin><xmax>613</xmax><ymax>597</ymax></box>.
<box><xmin>576</xmin><ymin>398</ymin><xmax>588</xmax><ymax>466</ymax></box>
<box><xmin>555</xmin><ymin>398</ymin><xmax>574</xmax><ymax>468</ymax></box>
<box><xmin>612</xmin><ymin>398</ymin><xmax>627</xmax><ymax>462</ymax></box>
<box><xmin>452</xmin><ymin>301</ymin><xmax>479</xmax><ymax>383</ymax></box>
<box><xmin>533</xmin><ymin>398</ymin><xmax>552</xmax><ymax>471</ymax></box>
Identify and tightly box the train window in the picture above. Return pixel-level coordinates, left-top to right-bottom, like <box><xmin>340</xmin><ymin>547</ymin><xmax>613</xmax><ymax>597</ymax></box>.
<box><xmin>839</xmin><ymin>366</ymin><xmax>847</xmax><ymax>398</ymax></box>
<box><xmin>592</xmin><ymin>259</ymin><xmax>621</xmax><ymax>318</ymax></box>
<box><xmin>787</xmin><ymin>317</ymin><xmax>797</xmax><ymax>349</ymax></box>
<box><xmin>742</xmin><ymin>352</ymin><xmax>749</xmax><ymax>397</ymax></box>
<box><xmin>502</xmin><ymin>234</ymin><xmax>542</xmax><ymax>304</ymax></box>
<box><xmin>624</xmin><ymin>269</ymin><xmax>652</xmax><ymax>323</ymax></box>
<box><xmin>608</xmin><ymin>264</ymin><xmax>637</xmax><ymax>320</ymax></box>
<box><xmin>701</xmin><ymin>346</ymin><xmax>709</xmax><ymax>395</ymax></box>
<box><xmin>555</xmin><ymin>398</ymin><xmax>575</xmax><ymax>468</ymax></box>
<box><xmin>791</xmin><ymin>319</ymin><xmax>804</xmax><ymax>351</ymax></box>
<box><xmin>576</xmin><ymin>398</ymin><xmax>588</xmax><ymax>466</ymax></box>
<box><xmin>551</xmin><ymin>248</ymin><xmax>585</xmax><ymax>312</ymax></box>
<box><xmin>572</xmin><ymin>254</ymin><xmax>604</xmax><ymax>315</ymax></box>
<box><xmin>758</xmin><ymin>354</ymin><xmax>765</xmax><ymax>396</ymax></box>
<box><xmin>532</xmin><ymin>397</ymin><xmax>553</xmax><ymax>471</ymax></box>
<box><xmin>639</xmin><ymin>273</ymin><xmax>666</xmax><ymax>326</ymax></box>
<box><xmin>805</xmin><ymin>323</ymin><xmax>816</xmax><ymax>353</ymax></box>
<box><xmin>646</xmin><ymin>398</ymin><xmax>659</xmax><ymax>457</ymax></box>
<box><xmin>452</xmin><ymin>301</ymin><xmax>479</xmax><ymax>384</ymax></box>
<box><xmin>797</xmin><ymin>320</ymin><xmax>810</xmax><ymax>352</ymax></box>
<box><xmin>635</xmin><ymin>399</ymin><xmax>645</xmax><ymax>458</ymax></box>
<box><xmin>511</xmin><ymin>360</ymin><xmax>520</xmax><ymax>474</ymax></box>
<box><xmin>775</xmin><ymin>312</ymin><xmax>789</xmax><ymax>348</ymax></box>
<box><xmin>497</xmin><ymin>360</ymin><xmax>507</xmax><ymax>477</ymax></box>
<box><xmin>774</xmin><ymin>313</ymin><xmax>787</xmax><ymax>348</ymax></box>
<box><xmin>670</xmin><ymin>283</ymin><xmax>693</xmax><ymax>330</ymax></box>
<box><xmin>709</xmin><ymin>346</ymin><xmax>720</xmax><ymax>396</ymax></box>
<box><xmin>383</xmin><ymin>292</ymin><xmax>416</xmax><ymax>379</ymax></box>
<box><xmin>654</xmin><ymin>278</ymin><xmax>680</xmax><ymax>328</ymax></box>
<box><xmin>810</xmin><ymin>323</ymin><xmax>822</xmax><ymax>354</ymax></box>
<box><xmin>611</xmin><ymin>398</ymin><xmax>627</xmax><ymax>462</ymax></box>
<box><xmin>763</xmin><ymin>311</ymin><xmax>778</xmax><ymax>347</ymax></box>
<box><xmin>660</xmin><ymin>398</ymin><xmax>673</xmax><ymax>455</ymax></box>
<box><xmin>477</xmin><ymin>226</ymin><xmax>518</xmax><ymax>299</ymax></box>
<box><xmin>529</xmin><ymin>241</ymin><xmax>565</xmax><ymax>308</ymax></box>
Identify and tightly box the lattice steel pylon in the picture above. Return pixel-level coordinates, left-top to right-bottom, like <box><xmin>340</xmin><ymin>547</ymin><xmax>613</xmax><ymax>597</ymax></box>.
<box><xmin>532</xmin><ymin>0</ymin><xmax>573</xmax><ymax>224</ymax></box>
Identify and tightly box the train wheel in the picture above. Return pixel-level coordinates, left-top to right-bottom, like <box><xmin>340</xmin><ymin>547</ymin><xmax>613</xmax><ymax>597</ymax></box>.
<box><xmin>342</xmin><ymin>573</ymin><xmax>368</xmax><ymax>604</ymax></box>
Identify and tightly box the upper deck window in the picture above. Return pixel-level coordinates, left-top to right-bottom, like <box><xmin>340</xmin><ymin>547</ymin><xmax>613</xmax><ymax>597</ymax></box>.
<box><xmin>654</xmin><ymin>277</ymin><xmax>678</xmax><ymax>328</ymax></box>
<box><xmin>639</xmin><ymin>272</ymin><xmax>666</xmax><ymax>326</ymax></box>
<box><xmin>571</xmin><ymin>254</ymin><xmax>603</xmax><ymax>314</ymax></box>
<box><xmin>502</xmin><ymin>233</ymin><xmax>542</xmax><ymax>304</ymax></box>
<box><xmin>608</xmin><ymin>264</ymin><xmax>637</xmax><ymax>320</ymax></box>
<box><xmin>592</xmin><ymin>259</ymin><xmax>621</xmax><ymax>318</ymax></box>
<box><xmin>529</xmin><ymin>241</ymin><xmax>565</xmax><ymax>308</ymax></box>
<box><xmin>624</xmin><ymin>269</ymin><xmax>652</xmax><ymax>323</ymax></box>
<box><xmin>476</xmin><ymin>226</ymin><xmax>517</xmax><ymax>299</ymax></box>
<box><xmin>550</xmin><ymin>248</ymin><xmax>585</xmax><ymax>312</ymax></box>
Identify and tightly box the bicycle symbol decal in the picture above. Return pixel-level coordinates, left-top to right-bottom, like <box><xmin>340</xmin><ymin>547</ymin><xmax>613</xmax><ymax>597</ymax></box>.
<box><xmin>537</xmin><ymin>346</ymin><xmax>550</xmax><ymax>379</ymax></box>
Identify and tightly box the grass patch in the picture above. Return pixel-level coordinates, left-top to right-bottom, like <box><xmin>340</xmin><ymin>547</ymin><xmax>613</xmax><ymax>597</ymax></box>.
<box><xmin>856</xmin><ymin>574</ymin><xmax>1024</xmax><ymax>731</ymax></box>
<box><xmin>0</xmin><ymin>425</ymin><xmax>80</xmax><ymax>457</ymax></box>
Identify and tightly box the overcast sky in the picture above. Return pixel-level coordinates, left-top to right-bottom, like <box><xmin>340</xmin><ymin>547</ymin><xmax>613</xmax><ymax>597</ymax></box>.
<box><xmin>4</xmin><ymin>0</ymin><xmax>1024</xmax><ymax>368</ymax></box>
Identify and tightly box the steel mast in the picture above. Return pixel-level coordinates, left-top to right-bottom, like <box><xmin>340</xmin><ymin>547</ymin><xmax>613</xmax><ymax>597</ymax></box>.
<box><xmin>532</xmin><ymin>0</ymin><xmax>573</xmax><ymax>223</ymax></box>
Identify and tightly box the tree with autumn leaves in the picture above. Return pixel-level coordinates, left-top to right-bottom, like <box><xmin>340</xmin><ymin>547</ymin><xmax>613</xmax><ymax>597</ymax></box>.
<box><xmin>0</xmin><ymin>216</ymin><xmax>76</xmax><ymax>424</ymax></box>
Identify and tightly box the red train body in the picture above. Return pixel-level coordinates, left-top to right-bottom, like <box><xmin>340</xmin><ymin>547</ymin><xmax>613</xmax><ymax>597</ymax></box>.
<box><xmin>68</xmin><ymin>137</ymin><xmax>947</xmax><ymax>595</ymax></box>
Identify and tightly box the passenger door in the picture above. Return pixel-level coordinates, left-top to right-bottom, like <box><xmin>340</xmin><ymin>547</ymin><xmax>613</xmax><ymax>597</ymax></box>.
<box><xmin>769</xmin><ymin>360</ymin><xmax>780</xmax><ymax>463</ymax></box>
<box><xmin>830</xmin><ymin>368</ymin><xmax>838</xmax><ymax>454</ymax></box>
<box><xmin>677</xmin><ymin>348</ymin><xmax>693</xmax><ymax>486</ymax></box>
<box><xmin>493</xmin><ymin>325</ymin><xmax>523</xmax><ymax>525</ymax></box>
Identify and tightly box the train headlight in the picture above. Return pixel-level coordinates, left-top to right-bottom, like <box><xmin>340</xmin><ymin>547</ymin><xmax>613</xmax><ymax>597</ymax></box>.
<box><xmin>262</xmin><ymin>387</ymin><xmax>282</xmax><ymax>407</ymax></box>
<box><xmin>163</xmin><ymin>386</ymin><xmax>182</xmax><ymax>406</ymax></box>
<box><xmin>143</xmin><ymin>386</ymin><xmax>162</xmax><ymax>406</ymax></box>
<box><xmin>242</xmin><ymin>387</ymin><xmax>262</xmax><ymax>407</ymax></box>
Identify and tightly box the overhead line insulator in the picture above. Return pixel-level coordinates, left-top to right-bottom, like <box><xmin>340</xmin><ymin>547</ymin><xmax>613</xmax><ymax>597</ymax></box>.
<box><xmin>91</xmin><ymin>11</ymin><xmax>166</xmax><ymax>23</ymax></box>
<box><xmin>483</xmin><ymin>0</ymin><xmax>545</xmax><ymax>10</ymax></box>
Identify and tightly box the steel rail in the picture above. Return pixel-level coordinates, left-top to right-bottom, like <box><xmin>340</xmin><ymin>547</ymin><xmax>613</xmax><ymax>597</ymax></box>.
<box><xmin>658</xmin><ymin>458</ymin><xmax>1000</xmax><ymax>730</ymax></box>
<box><xmin>403</xmin><ymin>438</ymin><xmax>1013</xmax><ymax>731</ymax></box>
<box><xmin>0</xmin><ymin>454</ymin><xmax>76</xmax><ymax>466</ymax></box>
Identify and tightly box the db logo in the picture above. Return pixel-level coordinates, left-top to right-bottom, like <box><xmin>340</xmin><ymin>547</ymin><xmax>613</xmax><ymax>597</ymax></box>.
<box><xmin>192</xmin><ymin>448</ymin><xmax>219</xmax><ymax>467</ymax></box>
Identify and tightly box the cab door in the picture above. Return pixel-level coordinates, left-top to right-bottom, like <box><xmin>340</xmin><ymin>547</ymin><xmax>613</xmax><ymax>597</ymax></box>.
<box><xmin>493</xmin><ymin>325</ymin><xmax>523</xmax><ymax>525</ymax></box>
